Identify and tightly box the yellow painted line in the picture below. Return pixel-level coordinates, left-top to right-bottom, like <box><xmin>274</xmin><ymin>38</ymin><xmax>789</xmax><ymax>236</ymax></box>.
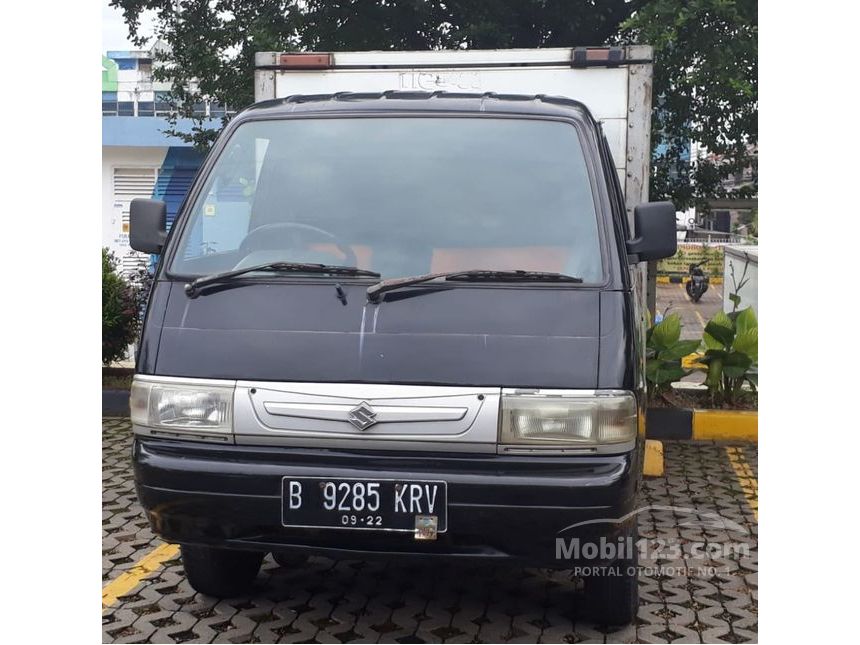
<box><xmin>725</xmin><ymin>446</ymin><xmax>758</xmax><ymax>520</ymax></box>
<box><xmin>643</xmin><ymin>439</ymin><xmax>664</xmax><ymax>477</ymax></box>
<box><xmin>692</xmin><ymin>410</ymin><xmax>757</xmax><ymax>441</ymax></box>
<box><xmin>102</xmin><ymin>542</ymin><xmax>179</xmax><ymax>610</ymax></box>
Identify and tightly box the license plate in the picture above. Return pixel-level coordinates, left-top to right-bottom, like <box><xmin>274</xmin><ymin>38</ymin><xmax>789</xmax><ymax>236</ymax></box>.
<box><xmin>281</xmin><ymin>477</ymin><xmax>447</xmax><ymax>533</ymax></box>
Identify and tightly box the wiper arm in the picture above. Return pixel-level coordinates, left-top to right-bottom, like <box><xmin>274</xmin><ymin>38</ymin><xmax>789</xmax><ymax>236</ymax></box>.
<box><xmin>366</xmin><ymin>269</ymin><xmax>583</xmax><ymax>302</ymax></box>
<box><xmin>185</xmin><ymin>261</ymin><xmax>380</xmax><ymax>298</ymax></box>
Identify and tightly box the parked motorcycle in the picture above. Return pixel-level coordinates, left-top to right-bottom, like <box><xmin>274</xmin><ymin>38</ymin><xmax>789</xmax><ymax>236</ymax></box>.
<box><xmin>685</xmin><ymin>260</ymin><xmax>709</xmax><ymax>303</ymax></box>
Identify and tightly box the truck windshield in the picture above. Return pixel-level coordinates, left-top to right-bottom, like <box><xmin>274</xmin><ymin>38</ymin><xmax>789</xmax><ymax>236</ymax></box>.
<box><xmin>169</xmin><ymin>117</ymin><xmax>604</xmax><ymax>282</ymax></box>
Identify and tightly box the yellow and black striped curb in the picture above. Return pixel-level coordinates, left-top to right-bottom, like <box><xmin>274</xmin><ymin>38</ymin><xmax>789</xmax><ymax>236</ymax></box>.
<box><xmin>656</xmin><ymin>275</ymin><xmax>724</xmax><ymax>285</ymax></box>
<box><xmin>646</xmin><ymin>408</ymin><xmax>757</xmax><ymax>441</ymax></box>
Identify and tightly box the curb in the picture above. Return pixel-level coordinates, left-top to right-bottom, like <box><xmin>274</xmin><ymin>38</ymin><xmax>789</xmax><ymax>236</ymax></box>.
<box><xmin>656</xmin><ymin>275</ymin><xmax>724</xmax><ymax>285</ymax></box>
<box><xmin>103</xmin><ymin>389</ymin><xmax>130</xmax><ymax>417</ymax></box>
<box><xmin>646</xmin><ymin>408</ymin><xmax>757</xmax><ymax>441</ymax></box>
<box><xmin>693</xmin><ymin>410</ymin><xmax>757</xmax><ymax>441</ymax></box>
<box><xmin>643</xmin><ymin>440</ymin><xmax>664</xmax><ymax>477</ymax></box>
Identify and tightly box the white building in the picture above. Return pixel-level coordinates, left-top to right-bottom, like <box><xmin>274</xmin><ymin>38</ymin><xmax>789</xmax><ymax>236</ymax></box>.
<box><xmin>102</xmin><ymin>42</ymin><xmax>225</xmax><ymax>276</ymax></box>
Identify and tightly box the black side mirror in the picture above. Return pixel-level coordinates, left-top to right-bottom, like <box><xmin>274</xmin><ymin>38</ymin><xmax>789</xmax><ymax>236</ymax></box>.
<box><xmin>129</xmin><ymin>199</ymin><xmax>167</xmax><ymax>254</ymax></box>
<box><xmin>626</xmin><ymin>201</ymin><xmax>677</xmax><ymax>262</ymax></box>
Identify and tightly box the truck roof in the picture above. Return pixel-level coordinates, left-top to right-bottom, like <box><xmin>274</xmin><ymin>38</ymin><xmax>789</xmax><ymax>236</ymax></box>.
<box><xmin>237</xmin><ymin>90</ymin><xmax>599</xmax><ymax>125</ymax></box>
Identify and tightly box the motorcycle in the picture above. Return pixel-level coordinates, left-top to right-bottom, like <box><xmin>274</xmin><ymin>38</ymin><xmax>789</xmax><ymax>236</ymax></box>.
<box><xmin>685</xmin><ymin>260</ymin><xmax>709</xmax><ymax>303</ymax></box>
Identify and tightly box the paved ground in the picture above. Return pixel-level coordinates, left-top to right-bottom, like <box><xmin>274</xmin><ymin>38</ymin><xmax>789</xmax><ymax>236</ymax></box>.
<box><xmin>656</xmin><ymin>282</ymin><xmax>723</xmax><ymax>386</ymax></box>
<box><xmin>103</xmin><ymin>419</ymin><xmax>757</xmax><ymax>644</ymax></box>
<box><xmin>656</xmin><ymin>282</ymin><xmax>723</xmax><ymax>341</ymax></box>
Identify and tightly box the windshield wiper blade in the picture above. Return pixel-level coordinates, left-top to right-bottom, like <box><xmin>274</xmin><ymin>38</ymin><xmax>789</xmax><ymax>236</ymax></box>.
<box><xmin>185</xmin><ymin>261</ymin><xmax>380</xmax><ymax>298</ymax></box>
<box><xmin>366</xmin><ymin>269</ymin><xmax>583</xmax><ymax>302</ymax></box>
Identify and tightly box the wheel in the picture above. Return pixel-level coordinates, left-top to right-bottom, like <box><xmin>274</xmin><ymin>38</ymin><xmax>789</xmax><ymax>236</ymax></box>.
<box><xmin>583</xmin><ymin>536</ymin><xmax>639</xmax><ymax>626</ymax></box>
<box><xmin>180</xmin><ymin>544</ymin><xmax>264</xmax><ymax>597</ymax></box>
<box><xmin>272</xmin><ymin>551</ymin><xmax>308</xmax><ymax>568</ymax></box>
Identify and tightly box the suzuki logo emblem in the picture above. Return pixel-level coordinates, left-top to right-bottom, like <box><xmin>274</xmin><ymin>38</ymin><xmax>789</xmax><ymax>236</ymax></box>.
<box><xmin>347</xmin><ymin>402</ymin><xmax>378</xmax><ymax>430</ymax></box>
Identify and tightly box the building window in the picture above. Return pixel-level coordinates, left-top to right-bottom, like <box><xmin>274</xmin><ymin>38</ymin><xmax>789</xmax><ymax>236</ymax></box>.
<box><xmin>155</xmin><ymin>91</ymin><xmax>173</xmax><ymax>116</ymax></box>
<box><xmin>117</xmin><ymin>101</ymin><xmax>135</xmax><ymax>116</ymax></box>
<box><xmin>209</xmin><ymin>102</ymin><xmax>226</xmax><ymax>118</ymax></box>
<box><xmin>102</xmin><ymin>91</ymin><xmax>118</xmax><ymax>116</ymax></box>
<box><xmin>114</xmin><ymin>58</ymin><xmax>137</xmax><ymax>70</ymax></box>
<box><xmin>192</xmin><ymin>102</ymin><xmax>207</xmax><ymax>118</ymax></box>
<box><xmin>137</xmin><ymin>102</ymin><xmax>155</xmax><ymax>117</ymax></box>
<box><xmin>138</xmin><ymin>58</ymin><xmax>153</xmax><ymax>75</ymax></box>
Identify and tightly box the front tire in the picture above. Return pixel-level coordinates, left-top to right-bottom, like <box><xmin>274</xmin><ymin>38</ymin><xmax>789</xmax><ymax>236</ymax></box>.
<box><xmin>583</xmin><ymin>538</ymin><xmax>639</xmax><ymax>626</ymax></box>
<box><xmin>180</xmin><ymin>545</ymin><xmax>264</xmax><ymax>597</ymax></box>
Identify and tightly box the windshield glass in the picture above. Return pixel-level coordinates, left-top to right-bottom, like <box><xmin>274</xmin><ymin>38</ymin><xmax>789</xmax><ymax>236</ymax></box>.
<box><xmin>169</xmin><ymin>117</ymin><xmax>604</xmax><ymax>282</ymax></box>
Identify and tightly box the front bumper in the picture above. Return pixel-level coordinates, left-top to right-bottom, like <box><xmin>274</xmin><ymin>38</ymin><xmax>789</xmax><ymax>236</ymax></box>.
<box><xmin>133</xmin><ymin>438</ymin><xmax>641</xmax><ymax>568</ymax></box>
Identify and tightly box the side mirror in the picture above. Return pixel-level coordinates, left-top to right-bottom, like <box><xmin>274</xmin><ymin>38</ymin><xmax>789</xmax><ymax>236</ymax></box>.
<box><xmin>626</xmin><ymin>201</ymin><xmax>677</xmax><ymax>262</ymax></box>
<box><xmin>129</xmin><ymin>199</ymin><xmax>167</xmax><ymax>254</ymax></box>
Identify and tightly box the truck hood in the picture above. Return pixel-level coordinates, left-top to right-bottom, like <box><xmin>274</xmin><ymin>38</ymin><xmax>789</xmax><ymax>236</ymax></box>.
<box><xmin>144</xmin><ymin>281</ymin><xmax>627</xmax><ymax>389</ymax></box>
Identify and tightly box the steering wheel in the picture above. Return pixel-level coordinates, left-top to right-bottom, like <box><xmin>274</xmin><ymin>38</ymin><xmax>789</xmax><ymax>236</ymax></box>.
<box><xmin>238</xmin><ymin>222</ymin><xmax>358</xmax><ymax>267</ymax></box>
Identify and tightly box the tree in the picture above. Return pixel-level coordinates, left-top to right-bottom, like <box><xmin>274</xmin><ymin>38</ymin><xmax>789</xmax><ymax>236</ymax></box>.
<box><xmin>111</xmin><ymin>0</ymin><xmax>637</xmax><ymax>148</ymax></box>
<box><xmin>436</xmin><ymin>0</ymin><xmax>639</xmax><ymax>49</ymax></box>
<box><xmin>111</xmin><ymin>0</ymin><xmax>757</xmax><ymax>210</ymax></box>
<box><xmin>112</xmin><ymin>1</ymin><xmax>305</xmax><ymax>148</ymax></box>
<box><xmin>620</xmin><ymin>0</ymin><xmax>758</xmax><ymax>211</ymax></box>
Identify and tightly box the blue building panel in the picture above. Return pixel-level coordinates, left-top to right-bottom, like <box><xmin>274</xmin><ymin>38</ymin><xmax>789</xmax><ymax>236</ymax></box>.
<box><xmin>148</xmin><ymin>147</ymin><xmax>205</xmax><ymax>270</ymax></box>
<box><xmin>152</xmin><ymin>147</ymin><xmax>205</xmax><ymax>229</ymax></box>
<box><xmin>102</xmin><ymin>116</ymin><xmax>215</xmax><ymax>147</ymax></box>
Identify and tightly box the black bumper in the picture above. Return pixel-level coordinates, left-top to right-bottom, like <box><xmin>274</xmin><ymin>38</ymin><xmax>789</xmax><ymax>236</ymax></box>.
<box><xmin>133</xmin><ymin>438</ymin><xmax>641</xmax><ymax>568</ymax></box>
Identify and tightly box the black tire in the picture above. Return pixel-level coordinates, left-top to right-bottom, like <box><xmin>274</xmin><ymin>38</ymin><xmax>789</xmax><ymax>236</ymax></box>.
<box><xmin>180</xmin><ymin>545</ymin><xmax>264</xmax><ymax>598</ymax></box>
<box><xmin>272</xmin><ymin>551</ymin><xmax>308</xmax><ymax>568</ymax></box>
<box><xmin>583</xmin><ymin>538</ymin><xmax>639</xmax><ymax>626</ymax></box>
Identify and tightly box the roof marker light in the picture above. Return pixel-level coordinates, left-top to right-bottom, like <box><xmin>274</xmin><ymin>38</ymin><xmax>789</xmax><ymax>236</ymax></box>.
<box><xmin>571</xmin><ymin>47</ymin><xmax>624</xmax><ymax>68</ymax></box>
<box><xmin>279</xmin><ymin>53</ymin><xmax>333</xmax><ymax>69</ymax></box>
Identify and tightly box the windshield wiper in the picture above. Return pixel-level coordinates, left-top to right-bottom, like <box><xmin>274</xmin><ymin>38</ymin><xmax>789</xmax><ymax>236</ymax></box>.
<box><xmin>185</xmin><ymin>261</ymin><xmax>380</xmax><ymax>298</ymax></box>
<box><xmin>366</xmin><ymin>269</ymin><xmax>583</xmax><ymax>302</ymax></box>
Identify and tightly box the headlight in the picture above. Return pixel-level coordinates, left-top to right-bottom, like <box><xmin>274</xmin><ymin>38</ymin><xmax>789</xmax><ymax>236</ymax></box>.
<box><xmin>500</xmin><ymin>390</ymin><xmax>636</xmax><ymax>446</ymax></box>
<box><xmin>131</xmin><ymin>377</ymin><xmax>234</xmax><ymax>434</ymax></box>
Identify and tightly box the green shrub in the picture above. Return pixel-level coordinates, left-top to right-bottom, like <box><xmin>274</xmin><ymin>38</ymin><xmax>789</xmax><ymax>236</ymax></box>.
<box><xmin>645</xmin><ymin>313</ymin><xmax>701</xmax><ymax>400</ymax></box>
<box><xmin>102</xmin><ymin>249</ymin><xmax>141</xmax><ymax>366</ymax></box>
<box><xmin>699</xmin><ymin>307</ymin><xmax>758</xmax><ymax>406</ymax></box>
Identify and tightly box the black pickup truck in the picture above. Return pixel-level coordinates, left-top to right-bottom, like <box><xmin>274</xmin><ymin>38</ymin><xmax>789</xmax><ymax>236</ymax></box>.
<box><xmin>128</xmin><ymin>89</ymin><xmax>676</xmax><ymax>625</ymax></box>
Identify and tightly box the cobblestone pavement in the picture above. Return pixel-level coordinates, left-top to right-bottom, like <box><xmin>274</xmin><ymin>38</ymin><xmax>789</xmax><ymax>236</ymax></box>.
<box><xmin>103</xmin><ymin>419</ymin><xmax>757</xmax><ymax>644</ymax></box>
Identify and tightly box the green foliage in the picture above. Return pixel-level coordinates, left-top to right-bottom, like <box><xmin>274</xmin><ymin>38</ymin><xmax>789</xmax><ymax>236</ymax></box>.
<box><xmin>620</xmin><ymin>0</ymin><xmax>757</xmax><ymax>211</ymax></box>
<box><xmin>102</xmin><ymin>249</ymin><xmax>141</xmax><ymax>366</ymax></box>
<box><xmin>110</xmin><ymin>0</ymin><xmax>639</xmax><ymax>150</ymax></box>
<box><xmin>699</xmin><ymin>307</ymin><xmax>757</xmax><ymax>405</ymax></box>
<box><xmin>645</xmin><ymin>313</ymin><xmax>700</xmax><ymax>398</ymax></box>
<box><xmin>111</xmin><ymin>1</ymin><xmax>757</xmax><ymax>209</ymax></box>
<box><xmin>112</xmin><ymin>0</ymin><xmax>756</xmax><ymax>204</ymax></box>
